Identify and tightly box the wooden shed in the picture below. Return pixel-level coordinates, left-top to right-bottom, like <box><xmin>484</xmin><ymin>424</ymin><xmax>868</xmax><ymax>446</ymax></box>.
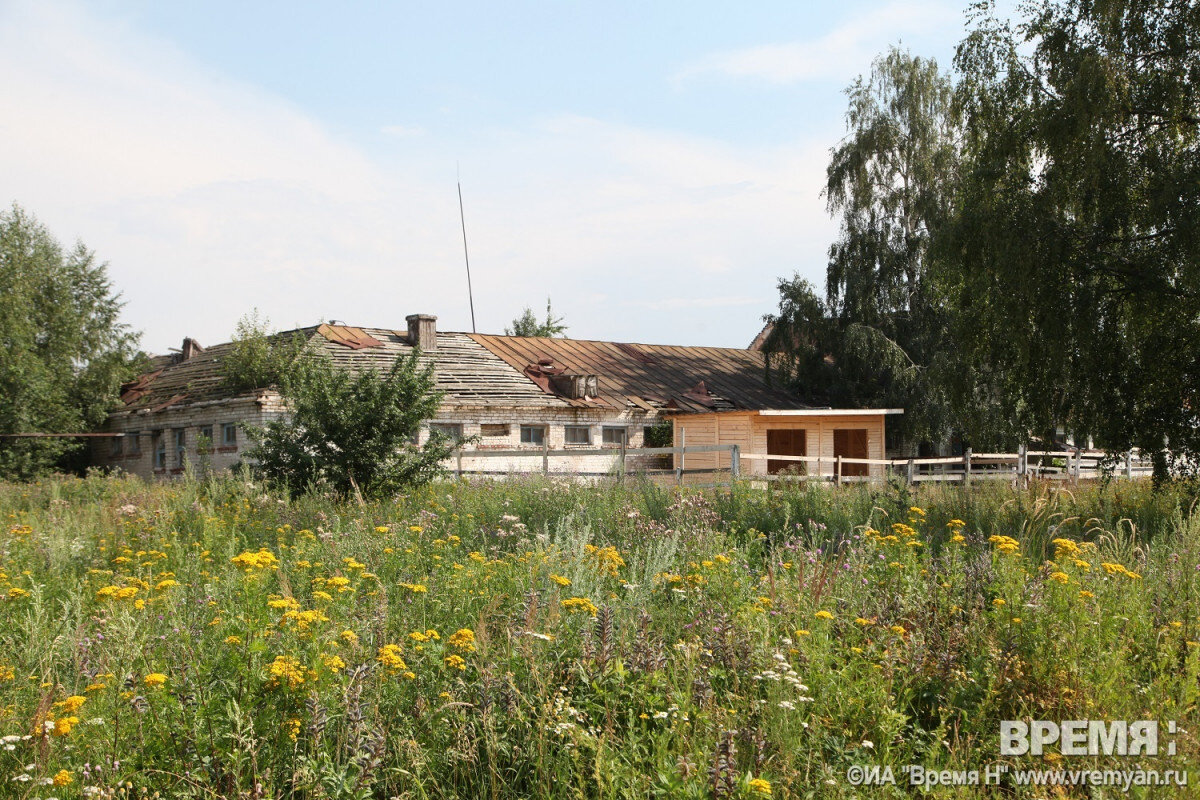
<box><xmin>672</xmin><ymin>408</ymin><xmax>903</xmax><ymax>480</ymax></box>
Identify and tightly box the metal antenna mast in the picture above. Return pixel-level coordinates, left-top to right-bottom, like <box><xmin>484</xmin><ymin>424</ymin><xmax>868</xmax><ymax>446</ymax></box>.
<box><xmin>457</xmin><ymin>165</ymin><xmax>477</xmax><ymax>333</ymax></box>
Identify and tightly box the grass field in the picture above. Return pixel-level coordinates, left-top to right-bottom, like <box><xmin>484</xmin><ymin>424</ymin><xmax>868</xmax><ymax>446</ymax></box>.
<box><xmin>0</xmin><ymin>474</ymin><xmax>1197</xmax><ymax>798</ymax></box>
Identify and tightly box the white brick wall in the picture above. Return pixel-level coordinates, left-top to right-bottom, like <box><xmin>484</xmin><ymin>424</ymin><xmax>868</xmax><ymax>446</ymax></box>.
<box><xmin>93</xmin><ymin>394</ymin><xmax>664</xmax><ymax>480</ymax></box>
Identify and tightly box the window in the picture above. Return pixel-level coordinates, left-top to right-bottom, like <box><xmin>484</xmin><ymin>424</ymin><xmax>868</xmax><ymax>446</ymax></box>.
<box><xmin>222</xmin><ymin>423</ymin><xmax>238</xmax><ymax>447</ymax></box>
<box><xmin>198</xmin><ymin>425</ymin><xmax>214</xmax><ymax>450</ymax></box>
<box><xmin>110</xmin><ymin>436</ymin><xmax>123</xmax><ymax>456</ymax></box>
<box><xmin>481</xmin><ymin>424</ymin><xmax>509</xmax><ymax>438</ymax></box>
<box><xmin>602</xmin><ymin>427</ymin><xmax>628</xmax><ymax>445</ymax></box>
<box><xmin>429</xmin><ymin>423</ymin><xmax>463</xmax><ymax>440</ymax></box>
<box><xmin>520</xmin><ymin>425</ymin><xmax>546</xmax><ymax>445</ymax></box>
<box><xmin>128</xmin><ymin>431</ymin><xmax>141</xmax><ymax>455</ymax></box>
<box><xmin>175</xmin><ymin>429</ymin><xmax>187</xmax><ymax>466</ymax></box>
<box><xmin>564</xmin><ymin>425</ymin><xmax>591</xmax><ymax>445</ymax></box>
<box><xmin>153</xmin><ymin>432</ymin><xmax>166</xmax><ymax>470</ymax></box>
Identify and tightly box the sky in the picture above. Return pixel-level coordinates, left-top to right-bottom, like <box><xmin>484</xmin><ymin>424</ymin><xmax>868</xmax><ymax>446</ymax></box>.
<box><xmin>0</xmin><ymin>0</ymin><xmax>988</xmax><ymax>352</ymax></box>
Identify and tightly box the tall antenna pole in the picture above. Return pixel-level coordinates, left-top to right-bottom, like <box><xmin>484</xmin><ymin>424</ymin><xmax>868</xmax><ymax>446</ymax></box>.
<box><xmin>457</xmin><ymin>166</ymin><xmax>477</xmax><ymax>333</ymax></box>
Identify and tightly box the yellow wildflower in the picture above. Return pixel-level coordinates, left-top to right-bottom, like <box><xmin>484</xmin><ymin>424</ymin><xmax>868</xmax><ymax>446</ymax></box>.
<box><xmin>144</xmin><ymin>673</ymin><xmax>168</xmax><ymax>688</ymax></box>
<box><xmin>231</xmin><ymin>549</ymin><xmax>280</xmax><ymax>573</ymax></box>
<box><xmin>448</xmin><ymin>628</ymin><xmax>476</xmax><ymax>652</ymax></box>
<box><xmin>54</xmin><ymin>695</ymin><xmax>87</xmax><ymax>714</ymax></box>
<box><xmin>267</xmin><ymin>655</ymin><xmax>307</xmax><ymax>690</ymax></box>
<box><xmin>377</xmin><ymin>644</ymin><xmax>407</xmax><ymax>671</ymax></box>
<box><xmin>562</xmin><ymin>597</ymin><xmax>599</xmax><ymax>616</ymax></box>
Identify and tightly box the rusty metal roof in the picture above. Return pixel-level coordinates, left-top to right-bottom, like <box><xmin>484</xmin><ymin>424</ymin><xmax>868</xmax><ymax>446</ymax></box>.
<box><xmin>467</xmin><ymin>334</ymin><xmax>808</xmax><ymax>413</ymax></box>
<box><xmin>316</xmin><ymin>324</ymin><xmax>384</xmax><ymax>350</ymax></box>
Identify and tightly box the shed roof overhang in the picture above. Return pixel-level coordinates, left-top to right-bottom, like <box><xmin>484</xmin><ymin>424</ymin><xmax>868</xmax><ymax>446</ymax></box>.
<box><xmin>671</xmin><ymin>408</ymin><xmax>903</xmax><ymax>417</ymax></box>
<box><xmin>755</xmin><ymin>408</ymin><xmax>904</xmax><ymax>416</ymax></box>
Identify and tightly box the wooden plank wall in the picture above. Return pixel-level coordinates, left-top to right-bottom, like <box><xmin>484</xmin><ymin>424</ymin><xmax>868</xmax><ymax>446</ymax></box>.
<box><xmin>674</xmin><ymin>412</ymin><xmax>887</xmax><ymax>477</ymax></box>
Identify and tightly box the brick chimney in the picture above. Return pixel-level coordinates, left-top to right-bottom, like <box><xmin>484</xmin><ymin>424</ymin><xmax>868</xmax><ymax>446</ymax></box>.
<box><xmin>406</xmin><ymin>314</ymin><xmax>437</xmax><ymax>351</ymax></box>
<box><xmin>180</xmin><ymin>337</ymin><xmax>203</xmax><ymax>361</ymax></box>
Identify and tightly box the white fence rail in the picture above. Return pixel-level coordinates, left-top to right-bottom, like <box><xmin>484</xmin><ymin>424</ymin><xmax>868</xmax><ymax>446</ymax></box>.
<box><xmin>448</xmin><ymin>443</ymin><xmax>1155</xmax><ymax>486</ymax></box>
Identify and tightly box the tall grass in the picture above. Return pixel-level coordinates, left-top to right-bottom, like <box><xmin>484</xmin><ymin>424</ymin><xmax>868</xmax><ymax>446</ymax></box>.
<box><xmin>0</xmin><ymin>473</ymin><xmax>1195</xmax><ymax>798</ymax></box>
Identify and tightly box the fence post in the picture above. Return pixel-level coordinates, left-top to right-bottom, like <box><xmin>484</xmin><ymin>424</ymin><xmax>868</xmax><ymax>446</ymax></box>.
<box><xmin>1017</xmin><ymin>443</ymin><xmax>1027</xmax><ymax>484</ymax></box>
<box><xmin>618</xmin><ymin>440</ymin><xmax>626</xmax><ymax>485</ymax></box>
<box><xmin>906</xmin><ymin>458</ymin><xmax>915</xmax><ymax>486</ymax></box>
<box><xmin>1125</xmin><ymin>449</ymin><xmax>1134</xmax><ymax>480</ymax></box>
<box><xmin>542</xmin><ymin>440</ymin><xmax>549</xmax><ymax>475</ymax></box>
<box><xmin>730</xmin><ymin>444</ymin><xmax>740</xmax><ymax>481</ymax></box>
<box><xmin>835</xmin><ymin>455</ymin><xmax>843</xmax><ymax>485</ymax></box>
<box><xmin>456</xmin><ymin>449</ymin><xmax>463</xmax><ymax>479</ymax></box>
<box><xmin>1072</xmin><ymin>447</ymin><xmax>1082</xmax><ymax>481</ymax></box>
<box><xmin>963</xmin><ymin>448</ymin><xmax>972</xmax><ymax>486</ymax></box>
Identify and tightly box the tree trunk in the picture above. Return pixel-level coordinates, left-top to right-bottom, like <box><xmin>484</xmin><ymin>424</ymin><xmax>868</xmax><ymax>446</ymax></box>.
<box><xmin>1151</xmin><ymin>448</ymin><xmax>1170</xmax><ymax>489</ymax></box>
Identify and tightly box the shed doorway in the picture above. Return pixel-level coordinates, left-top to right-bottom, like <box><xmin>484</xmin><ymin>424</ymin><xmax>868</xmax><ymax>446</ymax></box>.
<box><xmin>834</xmin><ymin>428</ymin><xmax>869</xmax><ymax>477</ymax></box>
<box><xmin>767</xmin><ymin>429</ymin><xmax>807</xmax><ymax>475</ymax></box>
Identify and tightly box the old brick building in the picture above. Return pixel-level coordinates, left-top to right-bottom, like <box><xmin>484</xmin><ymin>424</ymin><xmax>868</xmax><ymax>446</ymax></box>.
<box><xmin>92</xmin><ymin>314</ymin><xmax>892</xmax><ymax>479</ymax></box>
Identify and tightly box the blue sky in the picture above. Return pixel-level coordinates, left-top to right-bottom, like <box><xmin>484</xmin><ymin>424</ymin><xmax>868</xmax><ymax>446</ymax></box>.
<box><xmin>2</xmin><ymin>0</ymin><xmax>989</xmax><ymax>351</ymax></box>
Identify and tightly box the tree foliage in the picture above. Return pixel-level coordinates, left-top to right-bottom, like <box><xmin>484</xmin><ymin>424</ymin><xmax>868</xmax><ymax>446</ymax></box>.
<box><xmin>246</xmin><ymin>349</ymin><xmax>454</xmax><ymax>497</ymax></box>
<box><xmin>505</xmin><ymin>297</ymin><xmax>567</xmax><ymax>337</ymax></box>
<box><xmin>223</xmin><ymin>310</ymin><xmax>307</xmax><ymax>392</ymax></box>
<box><xmin>946</xmin><ymin>0</ymin><xmax>1200</xmax><ymax>466</ymax></box>
<box><xmin>765</xmin><ymin>49</ymin><xmax>959</xmax><ymax>444</ymax></box>
<box><xmin>0</xmin><ymin>204</ymin><xmax>141</xmax><ymax>479</ymax></box>
<box><xmin>769</xmin><ymin>2</ymin><xmax>1199</xmax><ymax>472</ymax></box>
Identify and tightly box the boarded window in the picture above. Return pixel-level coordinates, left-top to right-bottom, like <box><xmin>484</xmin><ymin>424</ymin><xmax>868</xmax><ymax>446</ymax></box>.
<box><xmin>767</xmin><ymin>429</ymin><xmax>807</xmax><ymax>475</ymax></box>
<box><xmin>128</xmin><ymin>431</ymin><xmax>141</xmax><ymax>455</ymax></box>
<box><xmin>520</xmin><ymin>425</ymin><xmax>546</xmax><ymax>445</ymax></box>
<box><xmin>481</xmin><ymin>424</ymin><xmax>509</xmax><ymax>437</ymax></box>
<box><xmin>174</xmin><ymin>429</ymin><xmax>187</xmax><ymax>466</ymax></box>
<box><xmin>833</xmin><ymin>428</ymin><xmax>869</xmax><ymax>477</ymax></box>
<box><xmin>602</xmin><ymin>427</ymin><xmax>627</xmax><ymax>445</ymax></box>
<box><xmin>564</xmin><ymin>426</ymin><xmax>591</xmax><ymax>445</ymax></box>
<box><xmin>110</xmin><ymin>436</ymin><xmax>123</xmax><ymax>456</ymax></box>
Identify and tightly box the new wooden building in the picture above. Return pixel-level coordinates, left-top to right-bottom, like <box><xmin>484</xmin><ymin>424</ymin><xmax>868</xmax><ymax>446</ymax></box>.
<box><xmin>672</xmin><ymin>408</ymin><xmax>902</xmax><ymax>479</ymax></box>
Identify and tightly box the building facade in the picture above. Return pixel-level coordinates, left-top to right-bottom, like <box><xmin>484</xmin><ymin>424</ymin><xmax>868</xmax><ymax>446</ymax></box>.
<box><xmin>92</xmin><ymin>314</ymin><xmax>893</xmax><ymax>479</ymax></box>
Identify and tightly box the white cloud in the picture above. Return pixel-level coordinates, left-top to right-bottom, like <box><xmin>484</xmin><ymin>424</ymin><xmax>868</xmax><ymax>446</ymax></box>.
<box><xmin>675</xmin><ymin>1</ymin><xmax>960</xmax><ymax>85</ymax></box>
<box><xmin>0</xmin><ymin>0</ymin><xmax>838</xmax><ymax>353</ymax></box>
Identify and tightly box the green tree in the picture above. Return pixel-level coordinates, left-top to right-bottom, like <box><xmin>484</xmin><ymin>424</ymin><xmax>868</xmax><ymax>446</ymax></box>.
<box><xmin>223</xmin><ymin>310</ymin><xmax>307</xmax><ymax>392</ymax></box>
<box><xmin>765</xmin><ymin>49</ymin><xmax>959</xmax><ymax>445</ymax></box>
<box><xmin>947</xmin><ymin>0</ymin><xmax>1200</xmax><ymax>473</ymax></box>
<box><xmin>246</xmin><ymin>349</ymin><xmax>454</xmax><ymax>497</ymax></box>
<box><xmin>505</xmin><ymin>297</ymin><xmax>567</xmax><ymax>337</ymax></box>
<box><xmin>0</xmin><ymin>204</ymin><xmax>141</xmax><ymax>479</ymax></box>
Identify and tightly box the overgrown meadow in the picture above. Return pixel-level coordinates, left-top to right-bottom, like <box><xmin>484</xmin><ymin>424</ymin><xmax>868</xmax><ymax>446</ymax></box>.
<box><xmin>1</xmin><ymin>474</ymin><xmax>1198</xmax><ymax>799</ymax></box>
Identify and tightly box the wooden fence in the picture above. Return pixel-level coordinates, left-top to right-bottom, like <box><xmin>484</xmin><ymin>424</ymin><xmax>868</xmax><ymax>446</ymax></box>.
<box><xmin>448</xmin><ymin>444</ymin><xmax>1155</xmax><ymax>486</ymax></box>
<box><xmin>739</xmin><ymin>446</ymin><xmax>1155</xmax><ymax>485</ymax></box>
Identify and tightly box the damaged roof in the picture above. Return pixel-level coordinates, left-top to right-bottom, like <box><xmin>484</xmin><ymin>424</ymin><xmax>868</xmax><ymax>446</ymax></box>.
<box><xmin>115</xmin><ymin>326</ymin><xmax>572</xmax><ymax>414</ymax></box>
<box><xmin>467</xmin><ymin>334</ymin><xmax>808</xmax><ymax>413</ymax></box>
<box><xmin>115</xmin><ymin>323</ymin><xmax>807</xmax><ymax>417</ymax></box>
